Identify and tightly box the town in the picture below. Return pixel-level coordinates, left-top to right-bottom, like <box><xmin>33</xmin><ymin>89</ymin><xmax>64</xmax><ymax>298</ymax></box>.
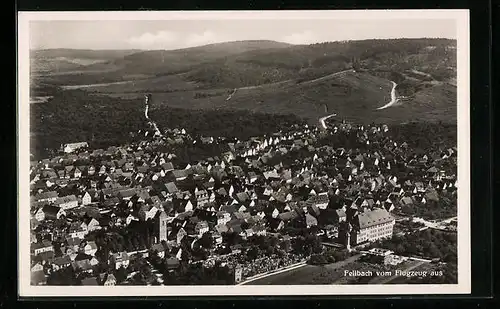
<box><xmin>29</xmin><ymin>108</ymin><xmax>458</xmax><ymax>286</ymax></box>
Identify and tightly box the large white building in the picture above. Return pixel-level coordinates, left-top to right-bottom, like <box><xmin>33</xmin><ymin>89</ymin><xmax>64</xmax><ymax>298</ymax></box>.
<box><xmin>340</xmin><ymin>208</ymin><xmax>395</xmax><ymax>246</ymax></box>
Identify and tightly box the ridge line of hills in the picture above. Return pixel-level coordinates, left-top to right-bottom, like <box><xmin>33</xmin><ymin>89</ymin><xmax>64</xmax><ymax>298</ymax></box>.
<box><xmin>30</xmin><ymin>38</ymin><xmax>457</xmax><ymax>149</ymax></box>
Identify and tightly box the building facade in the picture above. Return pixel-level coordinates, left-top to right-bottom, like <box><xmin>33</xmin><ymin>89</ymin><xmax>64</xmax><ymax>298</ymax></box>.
<box><xmin>340</xmin><ymin>208</ymin><xmax>395</xmax><ymax>246</ymax></box>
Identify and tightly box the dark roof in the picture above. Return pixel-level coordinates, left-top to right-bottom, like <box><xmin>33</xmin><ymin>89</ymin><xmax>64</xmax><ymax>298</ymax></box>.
<box><xmin>305</xmin><ymin>213</ymin><xmax>318</xmax><ymax>225</ymax></box>
<box><xmin>54</xmin><ymin>195</ymin><xmax>77</xmax><ymax>205</ymax></box>
<box><xmin>32</xmin><ymin>241</ymin><xmax>53</xmax><ymax>250</ymax></box>
<box><xmin>31</xmin><ymin>270</ymin><xmax>46</xmax><ymax>285</ymax></box>
<box><xmin>40</xmin><ymin>205</ymin><xmax>61</xmax><ymax>216</ymax></box>
<box><xmin>66</xmin><ymin>237</ymin><xmax>81</xmax><ymax>247</ymax></box>
<box><xmin>166</xmin><ymin>258</ymin><xmax>180</xmax><ymax>268</ymax></box>
<box><xmin>235</xmin><ymin>192</ymin><xmax>250</xmax><ymax>203</ymax></box>
<box><xmin>307</xmin><ymin>194</ymin><xmax>329</xmax><ymax>205</ymax></box>
<box><xmin>35</xmin><ymin>191</ymin><xmax>58</xmax><ymax>200</ymax></box>
<box><xmin>278</xmin><ymin>211</ymin><xmax>298</xmax><ymax>221</ymax></box>
<box><xmin>118</xmin><ymin>188</ymin><xmax>136</xmax><ymax>198</ymax></box>
<box><xmin>425</xmin><ymin>189</ymin><xmax>440</xmax><ymax>201</ymax></box>
<box><xmin>53</xmin><ymin>255</ymin><xmax>71</xmax><ymax>266</ymax></box>
<box><xmin>81</xmin><ymin>277</ymin><xmax>99</xmax><ymax>286</ymax></box>
<box><xmin>231</xmin><ymin>225</ymin><xmax>243</xmax><ymax>233</ymax></box>
<box><xmin>172</xmin><ymin>170</ymin><xmax>188</xmax><ymax>179</ymax></box>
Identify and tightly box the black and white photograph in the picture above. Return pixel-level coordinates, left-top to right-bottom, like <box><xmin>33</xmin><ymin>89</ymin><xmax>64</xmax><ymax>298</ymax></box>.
<box><xmin>17</xmin><ymin>10</ymin><xmax>470</xmax><ymax>296</ymax></box>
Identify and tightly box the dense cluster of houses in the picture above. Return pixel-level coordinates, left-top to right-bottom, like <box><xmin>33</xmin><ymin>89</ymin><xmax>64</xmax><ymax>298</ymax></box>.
<box><xmin>29</xmin><ymin>118</ymin><xmax>457</xmax><ymax>285</ymax></box>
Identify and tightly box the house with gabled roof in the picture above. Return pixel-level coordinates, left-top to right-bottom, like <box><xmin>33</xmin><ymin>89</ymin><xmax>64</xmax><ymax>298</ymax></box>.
<box><xmin>68</xmin><ymin>222</ymin><xmax>88</xmax><ymax>239</ymax></box>
<box><xmin>305</xmin><ymin>213</ymin><xmax>318</xmax><ymax>228</ymax></box>
<box><xmin>84</xmin><ymin>217</ymin><xmax>101</xmax><ymax>232</ymax></box>
<box><xmin>349</xmin><ymin>208</ymin><xmax>395</xmax><ymax>245</ymax></box>
<box><xmin>103</xmin><ymin>273</ymin><xmax>117</xmax><ymax>286</ymax></box>
<box><xmin>110</xmin><ymin>252</ymin><xmax>130</xmax><ymax>270</ymax></box>
<box><xmin>81</xmin><ymin>277</ymin><xmax>99</xmax><ymax>286</ymax></box>
<box><xmin>171</xmin><ymin>170</ymin><xmax>188</xmax><ymax>181</ymax></box>
<box><xmin>35</xmin><ymin>205</ymin><xmax>65</xmax><ymax>221</ymax></box>
<box><xmin>52</xmin><ymin>255</ymin><xmax>72</xmax><ymax>271</ymax></box>
<box><xmin>117</xmin><ymin>188</ymin><xmax>136</xmax><ymax>201</ymax></box>
<box><xmin>83</xmin><ymin>241</ymin><xmax>98</xmax><ymax>256</ymax></box>
<box><xmin>32</xmin><ymin>240</ymin><xmax>54</xmax><ymax>256</ymax></box>
<box><xmin>54</xmin><ymin>195</ymin><xmax>78</xmax><ymax>210</ymax></box>
<box><xmin>217</xmin><ymin>211</ymin><xmax>231</xmax><ymax>226</ymax></box>
<box><xmin>31</xmin><ymin>269</ymin><xmax>47</xmax><ymax>285</ymax></box>
<box><xmin>35</xmin><ymin>191</ymin><xmax>59</xmax><ymax>203</ymax></box>
<box><xmin>81</xmin><ymin>191</ymin><xmax>93</xmax><ymax>206</ymax></box>
<box><xmin>400</xmin><ymin>196</ymin><xmax>414</xmax><ymax>206</ymax></box>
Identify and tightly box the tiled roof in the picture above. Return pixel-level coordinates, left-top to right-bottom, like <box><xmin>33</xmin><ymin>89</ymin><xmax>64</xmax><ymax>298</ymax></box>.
<box><xmin>35</xmin><ymin>191</ymin><xmax>58</xmax><ymax>200</ymax></box>
<box><xmin>54</xmin><ymin>195</ymin><xmax>77</xmax><ymax>204</ymax></box>
<box><xmin>357</xmin><ymin>208</ymin><xmax>394</xmax><ymax>229</ymax></box>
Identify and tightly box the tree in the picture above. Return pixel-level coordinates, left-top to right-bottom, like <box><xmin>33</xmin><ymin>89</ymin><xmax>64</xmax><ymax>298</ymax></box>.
<box><xmin>246</xmin><ymin>246</ymin><xmax>259</xmax><ymax>260</ymax></box>
<box><xmin>132</xmin><ymin>272</ymin><xmax>147</xmax><ymax>285</ymax></box>
<box><xmin>308</xmin><ymin>254</ymin><xmax>327</xmax><ymax>265</ymax></box>
<box><xmin>114</xmin><ymin>266</ymin><xmax>127</xmax><ymax>283</ymax></box>
<box><xmin>199</xmin><ymin>232</ymin><xmax>214</xmax><ymax>249</ymax></box>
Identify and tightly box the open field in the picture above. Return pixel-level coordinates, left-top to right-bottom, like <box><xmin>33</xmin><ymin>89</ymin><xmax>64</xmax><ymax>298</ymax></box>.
<box><xmin>80</xmin><ymin>70</ymin><xmax>398</xmax><ymax>123</ymax></box>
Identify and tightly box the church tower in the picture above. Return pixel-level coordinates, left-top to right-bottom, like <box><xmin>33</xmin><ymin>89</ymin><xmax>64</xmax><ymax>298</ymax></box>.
<box><xmin>233</xmin><ymin>265</ymin><xmax>243</xmax><ymax>284</ymax></box>
<box><xmin>158</xmin><ymin>211</ymin><xmax>168</xmax><ymax>243</ymax></box>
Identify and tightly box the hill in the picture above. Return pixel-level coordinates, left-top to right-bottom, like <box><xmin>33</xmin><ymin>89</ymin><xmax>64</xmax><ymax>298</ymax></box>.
<box><xmin>30</xmin><ymin>38</ymin><xmax>457</xmax><ymax>124</ymax></box>
<box><xmin>30</xmin><ymin>49</ymin><xmax>142</xmax><ymax>74</ymax></box>
<box><xmin>36</xmin><ymin>40</ymin><xmax>293</xmax><ymax>85</ymax></box>
<box><xmin>85</xmin><ymin>69</ymin><xmax>456</xmax><ymax>125</ymax></box>
<box><xmin>33</xmin><ymin>38</ymin><xmax>456</xmax><ymax>90</ymax></box>
<box><xmin>210</xmin><ymin>70</ymin><xmax>395</xmax><ymax>121</ymax></box>
<box><xmin>184</xmin><ymin>38</ymin><xmax>457</xmax><ymax>89</ymax></box>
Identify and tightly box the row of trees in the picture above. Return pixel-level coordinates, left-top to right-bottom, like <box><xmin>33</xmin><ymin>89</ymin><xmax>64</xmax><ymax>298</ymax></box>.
<box><xmin>387</xmin><ymin>121</ymin><xmax>457</xmax><ymax>152</ymax></box>
<box><xmin>399</xmin><ymin>197</ymin><xmax>457</xmax><ymax>221</ymax></box>
<box><xmin>308</xmin><ymin>248</ymin><xmax>350</xmax><ymax>265</ymax></box>
<box><xmin>369</xmin><ymin>229</ymin><xmax>457</xmax><ymax>263</ymax></box>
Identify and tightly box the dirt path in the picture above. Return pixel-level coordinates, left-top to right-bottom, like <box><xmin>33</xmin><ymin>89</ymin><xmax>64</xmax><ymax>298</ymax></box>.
<box><xmin>319</xmin><ymin>113</ymin><xmax>337</xmax><ymax>129</ymax></box>
<box><xmin>375</xmin><ymin>81</ymin><xmax>399</xmax><ymax>110</ymax></box>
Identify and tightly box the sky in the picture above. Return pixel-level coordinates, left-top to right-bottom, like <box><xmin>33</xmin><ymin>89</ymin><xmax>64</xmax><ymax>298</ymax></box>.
<box><xmin>29</xmin><ymin>19</ymin><xmax>457</xmax><ymax>50</ymax></box>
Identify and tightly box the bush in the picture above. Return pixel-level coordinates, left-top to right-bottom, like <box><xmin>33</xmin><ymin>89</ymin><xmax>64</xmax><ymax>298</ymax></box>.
<box><xmin>308</xmin><ymin>254</ymin><xmax>328</xmax><ymax>265</ymax></box>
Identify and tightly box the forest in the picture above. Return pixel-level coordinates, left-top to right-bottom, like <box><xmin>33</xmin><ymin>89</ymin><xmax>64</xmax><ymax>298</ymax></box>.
<box><xmin>368</xmin><ymin>229</ymin><xmax>457</xmax><ymax>263</ymax></box>
<box><xmin>387</xmin><ymin>121</ymin><xmax>457</xmax><ymax>152</ymax></box>
<box><xmin>29</xmin><ymin>84</ymin><xmax>456</xmax><ymax>162</ymax></box>
<box><xmin>29</xmin><ymin>90</ymin><xmax>305</xmax><ymax>160</ymax></box>
<box><xmin>184</xmin><ymin>38</ymin><xmax>456</xmax><ymax>89</ymax></box>
<box><xmin>35</xmin><ymin>38</ymin><xmax>456</xmax><ymax>91</ymax></box>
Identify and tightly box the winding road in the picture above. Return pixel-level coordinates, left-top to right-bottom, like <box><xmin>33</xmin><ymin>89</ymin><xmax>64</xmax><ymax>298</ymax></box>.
<box><xmin>300</xmin><ymin>69</ymin><xmax>356</xmax><ymax>86</ymax></box>
<box><xmin>225</xmin><ymin>69</ymin><xmax>355</xmax><ymax>102</ymax></box>
<box><xmin>144</xmin><ymin>97</ymin><xmax>162</xmax><ymax>137</ymax></box>
<box><xmin>319</xmin><ymin>113</ymin><xmax>337</xmax><ymax>129</ymax></box>
<box><xmin>376</xmin><ymin>81</ymin><xmax>399</xmax><ymax>110</ymax></box>
<box><xmin>225</xmin><ymin>79</ymin><xmax>294</xmax><ymax>101</ymax></box>
<box><xmin>317</xmin><ymin>79</ymin><xmax>399</xmax><ymax>128</ymax></box>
